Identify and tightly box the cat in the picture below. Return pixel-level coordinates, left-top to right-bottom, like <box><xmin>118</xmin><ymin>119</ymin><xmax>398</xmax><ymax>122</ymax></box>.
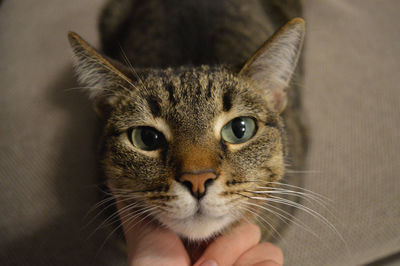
<box><xmin>69</xmin><ymin>0</ymin><xmax>307</xmax><ymax>250</ymax></box>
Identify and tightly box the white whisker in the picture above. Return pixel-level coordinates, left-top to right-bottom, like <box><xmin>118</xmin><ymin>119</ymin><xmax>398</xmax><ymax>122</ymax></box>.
<box><xmin>118</xmin><ymin>45</ymin><xmax>147</xmax><ymax>90</ymax></box>
<box><xmin>238</xmin><ymin>202</ymin><xmax>285</xmax><ymax>242</ymax></box>
<box><xmin>96</xmin><ymin>206</ymin><xmax>160</xmax><ymax>256</ymax></box>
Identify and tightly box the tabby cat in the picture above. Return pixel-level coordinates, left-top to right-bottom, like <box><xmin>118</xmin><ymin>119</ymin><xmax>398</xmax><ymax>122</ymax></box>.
<box><xmin>69</xmin><ymin>0</ymin><xmax>307</xmax><ymax>245</ymax></box>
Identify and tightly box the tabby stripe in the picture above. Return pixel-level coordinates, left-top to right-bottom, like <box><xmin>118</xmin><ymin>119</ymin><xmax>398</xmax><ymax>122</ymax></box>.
<box><xmin>222</xmin><ymin>90</ymin><xmax>233</xmax><ymax>112</ymax></box>
<box><xmin>166</xmin><ymin>82</ymin><xmax>177</xmax><ymax>106</ymax></box>
<box><xmin>146</xmin><ymin>95</ymin><xmax>162</xmax><ymax>117</ymax></box>
<box><xmin>206</xmin><ymin>79</ymin><xmax>213</xmax><ymax>98</ymax></box>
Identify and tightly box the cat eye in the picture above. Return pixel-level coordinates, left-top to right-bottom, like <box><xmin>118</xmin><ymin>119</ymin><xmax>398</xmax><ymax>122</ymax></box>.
<box><xmin>128</xmin><ymin>126</ymin><xmax>166</xmax><ymax>151</ymax></box>
<box><xmin>221</xmin><ymin>117</ymin><xmax>257</xmax><ymax>144</ymax></box>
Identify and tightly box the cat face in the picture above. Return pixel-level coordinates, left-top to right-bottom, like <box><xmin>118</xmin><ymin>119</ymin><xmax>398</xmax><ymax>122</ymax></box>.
<box><xmin>99</xmin><ymin>66</ymin><xmax>285</xmax><ymax>239</ymax></box>
<box><xmin>68</xmin><ymin>18</ymin><xmax>305</xmax><ymax>240</ymax></box>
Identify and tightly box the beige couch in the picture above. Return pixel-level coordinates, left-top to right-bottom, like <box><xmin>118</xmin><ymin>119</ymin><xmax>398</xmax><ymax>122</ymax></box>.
<box><xmin>1</xmin><ymin>0</ymin><xmax>399</xmax><ymax>265</ymax></box>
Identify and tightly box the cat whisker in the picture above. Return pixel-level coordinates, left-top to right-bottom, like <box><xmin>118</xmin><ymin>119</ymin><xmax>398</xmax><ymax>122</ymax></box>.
<box><xmin>83</xmin><ymin>194</ymin><xmax>145</xmax><ymax>230</ymax></box>
<box><xmin>241</xmin><ymin>179</ymin><xmax>331</xmax><ymax>204</ymax></box>
<box><xmin>253</xmin><ymin>181</ymin><xmax>332</xmax><ymax>202</ymax></box>
<box><xmin>246</xmin><ymin>189</ymin><xmax>323</xmax><ymax>209</ymax></box>
<box><xmin>110</xmin><ymin>187</ymin><xmax>169</xmax><ymax>194</ymax></box>
<box><xmin>285</xmin><ymin>169</ymin><xmax>321</xmax><ymax>174</ymax></box>
<box><xmin>96</xmin><ymin>205</ymin><xmax>160</xmax><ymax>256</ymax></box>
<box><xmin>236</xmin><ymin>192</ymin><xmax>319</xmax><ymax>239</ymax></box>
<box><xmin>249</xmin><ymin>187</ymin><xmax>331</xmax><ymax>207</ymax></box>
<box><xmin>87</xmin><ymin>196</ymin><xmax>147</xmax><ymax>238</ymax></box>
<box><xmin>82</xmin><ymin>195</ymin><xmax>117</xmax><ymax>224</ymax></box>
<box><xmin>245</xmin><ymin>199</ymin><xmax>320</xmax><ymax>240</ymax></box>
<box><xmin>123</xmin><ymin>207</ymin><xmax>161</xmax><ymax>235</ymax></box>
<box><xmin>247</xmin><ymin>195</ymin><xmax>346</xmax><ymax>243</ymax></box>
<box><xmin>236</xmin><ymin>202</ymin><xmax>285</xmax><ymax>242</ymax></box>
<box><xmin>84</xmin><ymin>186</ymin><xmax>170</xmax><ymax>231</ymax></box>
<box><xmin>118</xmin><ymin>45</ymin><xmax>147</xmax><ymax>90</ymax></box>
<box><xmin>251</xmin><ymin>187</ymin><xmax>340</xmax><ymax>221</ymax></box>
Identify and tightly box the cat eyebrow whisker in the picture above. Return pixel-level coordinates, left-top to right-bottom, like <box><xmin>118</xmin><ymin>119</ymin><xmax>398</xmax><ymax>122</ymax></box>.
<box><xmin>118</xmin><ymin>44</ymin><xmax>147</xmax><ymax>91</ymax></box>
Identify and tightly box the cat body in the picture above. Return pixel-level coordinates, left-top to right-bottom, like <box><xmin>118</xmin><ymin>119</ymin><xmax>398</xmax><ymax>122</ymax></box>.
<box><xmin>69</xmin><ymin>0</ymin><xmax>307</xmax><ymax>243</ymax></box>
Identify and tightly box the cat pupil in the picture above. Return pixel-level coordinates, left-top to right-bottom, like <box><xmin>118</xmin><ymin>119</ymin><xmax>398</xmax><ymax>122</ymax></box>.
<box><xmin>232</xmin><ymin>118</ymin><xmax>246</xmax><ymax>138</ymax></box>
<box><xmin>141</xmin><ymin>128</ymin><xmax>160</xmax><ymax>148</ymax></box>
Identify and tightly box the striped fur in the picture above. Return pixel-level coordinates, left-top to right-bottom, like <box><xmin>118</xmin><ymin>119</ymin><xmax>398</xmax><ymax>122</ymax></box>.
<box><xmin>69</xmin><ymin>0</ymin><xmax>307</xmax><ymax>242</ymax></box>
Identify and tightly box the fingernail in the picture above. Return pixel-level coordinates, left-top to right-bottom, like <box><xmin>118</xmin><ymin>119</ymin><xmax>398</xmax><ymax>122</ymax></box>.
<box><xmin>200</xmin><ymin>260</ymin><xmax>218</xmax><ymax>266</ymax></box>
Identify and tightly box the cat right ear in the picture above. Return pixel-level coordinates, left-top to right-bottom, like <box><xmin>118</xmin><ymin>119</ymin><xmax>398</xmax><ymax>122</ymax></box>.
<box><xmin>68</xmin><ymin>32</ymin><xmax>133</xmax><ymax>116</ymax></box>
<box><xmin>240</xmin><ymin>18</ymin><xmax>305</xmax><ymax>113</ymax></box>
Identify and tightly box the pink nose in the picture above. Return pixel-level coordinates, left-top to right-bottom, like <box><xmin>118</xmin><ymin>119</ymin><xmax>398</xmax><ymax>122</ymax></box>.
<box><xmin>178</xmin><ymin>171</ymin><xmax>217</xmax><ymax>199</ymax></box>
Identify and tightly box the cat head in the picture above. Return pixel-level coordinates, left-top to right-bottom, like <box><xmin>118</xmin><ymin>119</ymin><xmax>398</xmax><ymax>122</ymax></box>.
<box><xmin>69</xmin><ymin>18</ymin><xmax>305</xmax><ymax>240</ymax></box>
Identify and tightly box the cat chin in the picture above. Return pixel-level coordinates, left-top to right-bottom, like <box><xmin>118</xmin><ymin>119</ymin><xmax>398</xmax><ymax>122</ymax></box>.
<box><xmin>158</xmin><ymin>214</ymin><xmax>236</xmax><ymax>241</ymax></box>
<box><xmin>154</xmin><ymin>181</ymin><xmax>237</xmax><ymax>240</ymax></box>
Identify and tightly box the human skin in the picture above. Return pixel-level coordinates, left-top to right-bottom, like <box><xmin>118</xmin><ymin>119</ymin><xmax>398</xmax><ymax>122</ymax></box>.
<box><xmin>115</xmin><ymin>199</ymin><xmax>283</xmax><ymax>266</ymax></box>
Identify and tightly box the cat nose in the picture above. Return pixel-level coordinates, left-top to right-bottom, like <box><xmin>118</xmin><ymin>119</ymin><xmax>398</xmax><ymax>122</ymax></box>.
<box><xmin>178</xmin><ymin>170</ymin><xmax>217</xmax><ymax>199</ymax></box>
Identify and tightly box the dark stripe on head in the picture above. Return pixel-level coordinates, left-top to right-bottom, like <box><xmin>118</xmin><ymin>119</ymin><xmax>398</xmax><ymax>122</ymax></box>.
<box><xmin>166</xmin><ymin>82</ymin><xmax>176</xmax><ymax>106</ymax></box>
<box><xmin>146</xmin><ymin>95</ymin><xmax>162</xmax><ymax>117</ymax></box>
<box><xmin>222</xmin><ymin>90</ymin><xmax>233</xmax><ymax>112</ymax></box>
<box><xmin>196</xmin><ymin>84</ymin><xmax>202</xmax><ymax>96</ymax></box>
<box><xmin>206</xmin><ymin>80</ymin><xmax>213</xmax><ymax>98</ymax></box>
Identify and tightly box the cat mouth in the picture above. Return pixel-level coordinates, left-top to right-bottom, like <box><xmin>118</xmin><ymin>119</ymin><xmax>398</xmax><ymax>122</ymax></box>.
<box><xmin>177</xmin><ymin>206</ymin><xmax>227</xmax><ymax>221</ymax></box>
<box><xmin>156</xmin><ymin>202</ymin><xmax>236</xmax><ymax>240</ymax></box>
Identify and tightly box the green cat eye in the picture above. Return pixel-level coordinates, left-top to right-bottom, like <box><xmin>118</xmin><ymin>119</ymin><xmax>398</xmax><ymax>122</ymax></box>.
<box><xmin>221</xmin><ymin>117</ymin><xmax>257</xmax><ymax>144</ymax></box>
<box><xmin>129</xmin><ymin>126</ymin><xmax>166</xmax><ymax>151</ymax></box>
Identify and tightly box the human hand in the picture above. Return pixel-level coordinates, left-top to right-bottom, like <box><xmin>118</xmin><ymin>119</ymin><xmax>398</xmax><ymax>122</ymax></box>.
<box><xmin>193</xmin><ymin>222</ymin><xmax>283</xmax><ymax>266</ymax></box>
<box><xmin>115</xmin><ymin>199</ymin><xmax>283</xmax><ymax>266</ymax></box>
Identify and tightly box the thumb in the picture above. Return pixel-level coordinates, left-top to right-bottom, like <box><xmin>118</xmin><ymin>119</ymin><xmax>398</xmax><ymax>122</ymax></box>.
<box><xmin>114</xmin><ymin>197</ymin><xmax>190</xmax><ymax>266</ymax></box>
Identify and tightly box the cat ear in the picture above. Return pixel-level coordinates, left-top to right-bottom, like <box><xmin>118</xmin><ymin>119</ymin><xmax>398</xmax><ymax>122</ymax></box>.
<box><xmin>68</xmin><ymin>32</ymin><xmax>133</xmax><ymax>115</ymax></box>
<box><xmin>240</xmin><ymin>18</ymin><xmax>305</xmax><ymax>113</ymax></box>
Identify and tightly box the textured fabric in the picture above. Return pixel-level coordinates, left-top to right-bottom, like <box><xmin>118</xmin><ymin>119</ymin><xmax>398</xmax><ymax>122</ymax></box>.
<box><xmin>0</xmin><ymin>1</ymin><xmax>125</xmax><ymax>265</ymax></box>
<box><xmin>278</xmin><ymin>1</ymin><xmax>400</xmax><ymax>265</ymax></box>
<box><xmin>0</xmin><ymin>0</ymin><xmax>399</xmax><ymax>265</ymax></box>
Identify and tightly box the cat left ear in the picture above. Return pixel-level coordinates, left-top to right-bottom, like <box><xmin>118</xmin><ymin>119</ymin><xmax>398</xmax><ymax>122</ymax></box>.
<box><xmin>68</xmin><ymin>32</ymin><xmax>134</xmax><ymax>115</ymax></box>
<box><xmin>240</xmin><ymin>18</ymin><xmax>305</xmax><ymax>113</ymax></box>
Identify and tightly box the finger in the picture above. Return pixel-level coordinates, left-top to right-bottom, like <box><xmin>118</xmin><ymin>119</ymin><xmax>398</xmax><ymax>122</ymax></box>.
<box><xmin>233</xmin><ymin>242</ymin><xmax>283</xmax><ymax>266</ymax></box>
<box><xmin>127</xmin><ymin>225</ymin><xmax>190</xmax><ymax>266</ymax></box>
<box><xmin>251</xmin><ymin>260</ymin><xmax>282</xmax><ymax>266</ymax></box>
<box><xmin>114</xmin><ymin>196</ymin><xmax>190</xmax><ymax>266</ymax></box>
<box><xmin>194</xmin><ymin>222</ymin><xmax>261</xmax><ymax>266</ymax></box>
